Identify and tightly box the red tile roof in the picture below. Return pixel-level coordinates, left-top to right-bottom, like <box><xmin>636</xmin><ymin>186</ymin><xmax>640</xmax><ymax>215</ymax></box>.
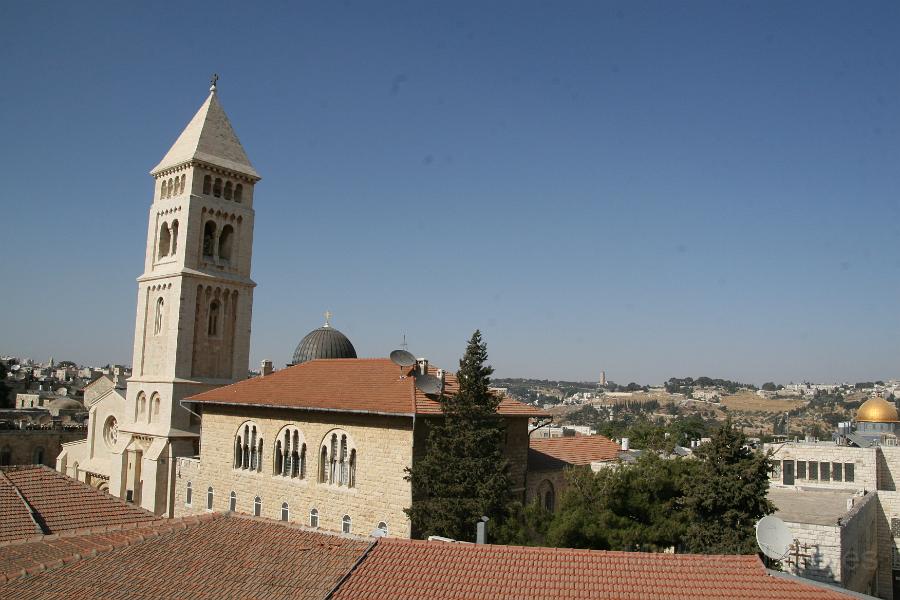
<box><xmin>331</xmin><ymin>538</ymin><xmax>854</xmax><ymax>600</ymax></box>
<box><xmin>0</xmin><ymin>514</ymin><xmax>371</xmax><ymax>599</ymax></box>
<box><xmin>187</xmin><ymin>358</ymin><xmax>549</xmax><ymax>418</ymax></box>
<box><xmin>0</xmin><ymin>466</ymin><xmax>158</xmax><ymax>542</ymax></box>
<box><xmin>529</xmin><ymin>435</ymin><xmax>622</xmax><ymax>471</ymax></box>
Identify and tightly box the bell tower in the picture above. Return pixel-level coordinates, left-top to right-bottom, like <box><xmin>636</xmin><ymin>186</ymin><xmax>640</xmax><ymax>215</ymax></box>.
<box><xmin>110</xmin><ymin>79</ymin><xmax>260</xmax><ymax>515</ymax></box>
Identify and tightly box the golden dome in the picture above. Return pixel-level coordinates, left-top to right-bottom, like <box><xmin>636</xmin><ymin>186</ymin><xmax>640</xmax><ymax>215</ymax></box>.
<box><xmin>855</xmin><ymin>396</ymin><xmax>900</xmax><ymax>423</ymax></box>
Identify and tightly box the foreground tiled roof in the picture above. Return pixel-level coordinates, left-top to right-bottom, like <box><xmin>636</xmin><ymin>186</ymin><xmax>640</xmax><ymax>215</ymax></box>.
<box><xmin>528</xmin><ymin>434</ymin><xmax>622</xmax><ymax>471</ymax></box>
<box><xmin>187</xmin><ymin>358</ymin><xmax>549</xmax><ymax>418</ymax></box>
<box><xmin>0</xmin><ymin>514</ymin><xmax>371</xmax><ymax>599</ymax></box>
<box><xmin>331</xmin><ymin>538</ymin><xmax>854</xmax><ymax>600</ymax></box>
<box><xmin>0</xmin><ymin>466</ymin><xmax>158</xmax><ymax>542</ymax></box>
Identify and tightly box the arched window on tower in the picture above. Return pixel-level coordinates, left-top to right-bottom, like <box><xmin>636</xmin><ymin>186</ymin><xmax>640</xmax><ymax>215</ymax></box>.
<box><xmin>208</xmin><ymin>301</ymin><xmax>220</xmax><ymax>337</ymax></box>
<box><xmin>224</xmin><ymin>181</ymin><xmax>233</xmax><ymax>200</ymax></box>
<box><xmin>149</xmin><ymin>393</ymin><xmax>160</xmax><ymax>423</ymax></box>
<box><xmin>170</xmin><ymin>220</ymin><xmax>179</xmax><ymax>255</ymax></box>
<box><xmin>319</xmin><ymin>446</ymin><xmax>327</xmax><ymax>483</ymax></box>
<box><xmin>158</xmin><ymin>223</ymin><xmax>171</xmax><ymax>259</ymax></box>
<box><xmin>202</xmin><ymin>221</ymin><xmax>216</xmax><ymax>259</ymax></box>
<box><xmin>281</xmin><ymin>502</ymin><xmax>289</xmax><ymax>521</ymax></box>
<box><xmin>213</xmin><ymin>178</ymin><xmax>222</xmax><ymax>197</ymax></box>
<box><xmin>160</xmin><ymin>180</ymin><xmax>168</xmax><ymax>199</ymax></box>
<box><xmin>229</xmin><ymin>491</ymin><xmax>236</xmax><ymax>512</ymax></box>
<box><xmin>202</xmin><ymin>175</ymin><xmax>212</xmax><ymax>195</ymax></box>
<box><xmin>234</xmin><ymin>184</ymin><xmax>243</xmax><ymax>203</ymax></box>
<box><xmin>218</xmin><ymin>225</ymin><xmax>234</xmax><ymax>263</ymax></box>
<box><xmin>309</xmin><ymin>508</ymin><xmax>319</xmax><ymax>528</ymax></box>
<box><xmin>179</xmin><ymin>174</ymin><xmax>186</xmax><ymax>195</ymax></box>
<box><xmin>137</xmin><ymin>392</ymin><xmax>147</xmax><ymax>421</ymax></box>
<box><xmin>154</xmin><ymin>298</ymin><xmax>164</xmax><ymax>335</ymax></box>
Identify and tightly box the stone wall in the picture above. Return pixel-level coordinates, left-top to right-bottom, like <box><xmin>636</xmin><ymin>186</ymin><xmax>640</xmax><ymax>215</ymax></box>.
<box><xmin>766</xmin><ymin>442</ymin><xmax>877</xmax><ymax>490</ymax></box>
<box><xmin>173</xmin><ymin>405</ymin><xmax>415</xmax><ymax>538</ymax></box>
<box><xmin>0</xmin><ymin>429</ymin><xmax>86</xmax><ymax>467</ymax></box>
<box><xmin>782</xmin><ymin>491</ymin><xmax>876</xmax><ymax>593</ymax></box>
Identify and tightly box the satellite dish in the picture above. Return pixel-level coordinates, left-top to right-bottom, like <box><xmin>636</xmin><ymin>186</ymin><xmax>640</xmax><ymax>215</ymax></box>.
<box><xmin>370</xmin><ymin>528</ymin><xmax>387</xmax><ymax>538</ymax></box>
<box><xmin>390</xmin><ymin>349</ymin><xmax>416</xmax><ymax>367</ymax></box>
<box><xmin>756</xmin><ymin>515</ymin><xmax>793</xmax><ymax>560</ymax></box>
<box><xmin>415</xmin><ymin>373</ymin><xmax>442</xmax><ymax>395</ymax></box>
<box><xmin>56</xmin><ymin>387</ymin><xmax>68</xmax><ymax>396</ymax></box>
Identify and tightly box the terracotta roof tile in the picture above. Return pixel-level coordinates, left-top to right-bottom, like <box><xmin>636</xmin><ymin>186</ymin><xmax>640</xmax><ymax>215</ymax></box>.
<box><xmin>0</xmin><ymin>514</ymin><xmax>371</xmax><ymax>599</ymax></box>
<box><xmin>187</xmin><ymin>358</ymin><xmax>549</xmax><ymax>418</ymax></box>
<box><xmin>0</xmin><ymin>466</ymin><xmax>158</xmax><ymax>542</ymax></box>
<box><xmin>528</xmin><ymin>435</ymin><xmax>622</xmax><ymax>471</ymax></box>
<box><xmin>331</xmin><ymin>538</ymin><xmax>854</xmax><ymax>600</ymax></box>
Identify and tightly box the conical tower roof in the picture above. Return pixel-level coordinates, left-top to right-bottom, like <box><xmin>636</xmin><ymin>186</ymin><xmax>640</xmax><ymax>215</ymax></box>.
<box><xmin>151</xmin><ymin>84</ymin><xmax>259</xmax><ymax>179</ymax></box>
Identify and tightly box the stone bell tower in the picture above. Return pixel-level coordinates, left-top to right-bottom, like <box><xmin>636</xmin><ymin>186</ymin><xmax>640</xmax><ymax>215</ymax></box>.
<box><xmin>110</xmin><ymin>78</ymin><xmax>260</xmax><ymax>515</ymax></box>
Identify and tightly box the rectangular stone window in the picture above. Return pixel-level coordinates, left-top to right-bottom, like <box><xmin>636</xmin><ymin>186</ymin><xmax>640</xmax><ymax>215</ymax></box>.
<box><xmin>845</xmin><ymin>463</ymin><xmax>855</xmax><ymax>482</ymax></box>
<box><xmin>833</xmin><ymin>462</ymin><xmax>842</xmax><ymax>482</ymax></box>
<box><xmin>808</xmin><ymin>461</ymin><xmax>818</xmax><ymax>480</ymax></box>
<box><xmin>821</xmin><ymin>462</ymin><xmax>831</xmax><ymax>481</ymax></box>
<box><xmin>797</xmin><ymin>461</ymin><xmax>806</xmax><ymax>479</ymax></box>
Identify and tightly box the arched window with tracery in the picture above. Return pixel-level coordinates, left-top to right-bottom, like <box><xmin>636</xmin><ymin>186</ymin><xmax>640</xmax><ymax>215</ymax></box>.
<box><xmin>170</xmin><ymin>220</ymin><xmax>178</xmax><ymax>255</ymax></box>
<box><xmin>318</xmin><ymin>446</ymin><xmax>327</xmax><ymax>483</ymax></box>
<box><xmin>158</xmin><ymin>222</ymin><xmax>171</xmax><ymax>259</ymax></box>
<box><xmin>218</xmin><ymin>225</ymin><xmax>234</xmax><ymax>262</ymax></box>
<box><xmin>213</xmin><ymin>178</ymin><xmax>222</xmax><ymax>197</ymax></box>
<box><xmin>136</xmin><ymin>392</ymin><xmax>147</xmax><ymax>421</ymax></box>
<box><xmin>153</xmin><ymin>297</ymin><xmax>164</xmax><ymax>335</ymax></box>
<box><xmin>203</xmin><ymin>175</ymin><xmax>212</xmax><ymax>195</ymax></box>
<box><xmin>275</xmin><ymin>426</ymin><xmax>306</xmax><ymax>479</ymax></box>
<box><xmin>321</xmin><ymin>430</ymin><xmax>356</xmax><ymax>487</ymax></box>
<box><xmin>208</xmin><ymin>300</ymin><xmax>220</xmax><ymax>337</ymax></box>
<box><xmin>234</xmin><ymin>422</ymin><xmax>261</xmax><ymax>472</ymax></box>
<box><xmin>202</xmin><ymin>221</ymin><xmax>216</xmax><ymax>259</ymax></box>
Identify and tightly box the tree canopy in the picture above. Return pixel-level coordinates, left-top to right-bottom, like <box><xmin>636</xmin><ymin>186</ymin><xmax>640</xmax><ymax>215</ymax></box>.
<box><xmin>404</xmin><ymin>330</ymin><xmax>512</xmax><ymax>541</ymax></box>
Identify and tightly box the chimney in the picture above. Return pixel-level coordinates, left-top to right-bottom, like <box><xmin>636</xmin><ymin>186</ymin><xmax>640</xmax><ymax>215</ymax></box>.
<box><xmin>621</xmin><ymin>437</ymin><xmax>630</xmax><ymax>451</ymax></box>
<box><xmin>416</xmin><ymin>358</ymin><xmax>428</xmax><ymax>376</ymax></box>
<box><xmin>476</xmin><ymin>516</ymin><xmax>489</xmax><ymax>544</ymax></box>
<box><xmin>260</xmin><ymin>360</ymin><xmax>273</xmax><ymax>377</ymax></box>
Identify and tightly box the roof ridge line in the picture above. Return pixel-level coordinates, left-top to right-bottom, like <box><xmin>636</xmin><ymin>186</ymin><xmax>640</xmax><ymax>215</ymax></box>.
<box><xmin>0</xmin><ymin>469</ymin><xmax>45</xmax><ymax>537</ymax></box>
<box><xmin>0</xmin><ymin>514</ymin><xmax>221</xmax><ymax>584</ymax></box>
<box><xmin>32</xmin><ymin>465</ymin><xmax>159</xmax><ymax>519</ymax></box>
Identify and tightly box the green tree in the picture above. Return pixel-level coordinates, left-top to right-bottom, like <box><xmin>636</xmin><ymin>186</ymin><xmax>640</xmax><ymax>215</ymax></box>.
<box><xmin>404</xmin><ymin>330</ymin><xmax>511</xmax><ymax>541</ymax></box>
<box><xmin>761</xmin><ymin>382</ymin><xmax>777</xmax><ymax>391</ymax></box>
<box><xmin>545</xmin><ymin>454</ymin><xmax>697</xmax><ymax>551</ymax></box>
<box><xmin>682</xmin><ymin>419</ymin><xmax>774</xmax><ymax>554</ymax></box>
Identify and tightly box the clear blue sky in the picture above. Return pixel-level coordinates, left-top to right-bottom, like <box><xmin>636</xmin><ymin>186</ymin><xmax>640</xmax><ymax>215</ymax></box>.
<box><xmin>1</xmin><ymin>1</ymin><xmax>898</xmax><ymax>385</ymax></box>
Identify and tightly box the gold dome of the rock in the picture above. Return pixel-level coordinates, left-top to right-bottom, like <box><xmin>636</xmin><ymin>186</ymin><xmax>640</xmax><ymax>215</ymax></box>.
<box><xmin>855</xmin><ymin>396</ymin><xmax>900</xmax><ymax>423</ymax></box>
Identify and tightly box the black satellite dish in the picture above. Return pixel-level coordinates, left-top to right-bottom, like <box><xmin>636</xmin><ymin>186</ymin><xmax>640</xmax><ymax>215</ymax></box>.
<box><xmin>415</xmin><ymin>373</ymin><xmax>442</xmax><ymax>395</ymax></box>
<box><xmin>390</xmin><ymin>349</ymin><xmax>416</xmax><ymax>367</ymax></box>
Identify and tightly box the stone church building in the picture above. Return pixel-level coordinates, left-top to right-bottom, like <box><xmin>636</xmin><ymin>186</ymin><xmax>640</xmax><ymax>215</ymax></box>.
<box><xmin>56</xmin><ymin>83</ymin><xmax>553</xmax><ymax>537</ymax></box>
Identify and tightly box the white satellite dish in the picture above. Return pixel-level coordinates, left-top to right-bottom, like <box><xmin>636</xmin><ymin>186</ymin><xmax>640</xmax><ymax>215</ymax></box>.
<box><xmin>756</xmin><ymin>515</ymin><xmax>793</xmax><ymax>560</ymax></box>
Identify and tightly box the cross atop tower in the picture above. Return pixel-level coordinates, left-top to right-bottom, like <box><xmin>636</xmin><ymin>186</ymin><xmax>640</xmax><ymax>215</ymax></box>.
<box><xmin>324</xmin><ymin>310</ymin><xmax>333</xmax><ymax>327</ymax></box>
<box><xmin>210</xmin><ymin>73</ymin><xmax>219</xmax><ymax>93</ymax></box>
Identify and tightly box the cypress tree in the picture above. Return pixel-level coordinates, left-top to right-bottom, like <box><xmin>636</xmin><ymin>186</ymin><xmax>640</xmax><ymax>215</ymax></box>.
<box><xmin>405</xmin><ymin>330</ymin><xmax>511</xmax><ymax>541</ymax></box>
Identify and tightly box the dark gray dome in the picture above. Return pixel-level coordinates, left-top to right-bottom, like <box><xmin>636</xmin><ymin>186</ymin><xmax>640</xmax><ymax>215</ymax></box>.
<box><xmin>291</xmin><ymin>325</ymin><xmax>357</xmax><ymax>365</ymax></box>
